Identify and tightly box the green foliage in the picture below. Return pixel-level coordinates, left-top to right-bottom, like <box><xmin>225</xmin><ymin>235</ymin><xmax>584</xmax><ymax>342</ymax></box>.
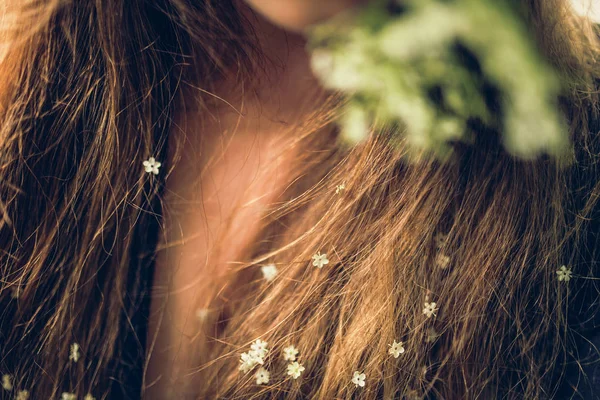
<box><xmin>308</xmin><ymin>0</ymin><xmax>569</xmax><ymax>160</ymax></box>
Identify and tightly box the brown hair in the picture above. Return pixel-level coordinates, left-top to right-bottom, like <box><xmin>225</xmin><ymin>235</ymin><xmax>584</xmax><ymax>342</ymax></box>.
<box><xmin>0</xmin><ymin>0</ymin><xmax>599</xmax><ymax>399</ymax></box>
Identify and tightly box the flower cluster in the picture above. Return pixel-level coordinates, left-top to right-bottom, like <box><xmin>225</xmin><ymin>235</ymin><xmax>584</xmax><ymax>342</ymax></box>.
<box><xmin>434</xmin><ymin>233</ymin><xmax>451</xmax><ymax>269</ymax></box>
<box><xmin>2</xmin><ymin>375</ymin><xmax>31</xmax><ymax>399</ymax></box>
<box><xmin>243</xmin><ymin>240</ymin><xmax>574</xmax><ymax>392</ymax></box>
<box><xmin>308</xmin><ymin>0</ymin><xmax>567</xmax><ymax>160</ymax></box>
<box><xmin>239</xmin><ymin>342</ymin><xmax>307</xmax><ymax>385</ymax></box>
<box><xmin>2</xmin><ymin>374</ymin><xmax>33</xmax><ymax>400</ymax></box>
<box><xmin>1</xmin><ymin>332</ymin><xmax>92</xmax><ymax>398</ymax></box>
<box><xmin>283</xmin><ymin>345</ymin><xmax>305</xmax><ymax>380</ymax></box>
<box><xmin>239</xmin><ymin>339</ymin><xmax>269</xmax><ymax>375</ymax></box>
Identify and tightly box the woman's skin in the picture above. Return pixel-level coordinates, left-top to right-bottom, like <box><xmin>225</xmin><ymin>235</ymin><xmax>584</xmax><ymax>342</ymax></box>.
<box><xmin>244</xmin><ymin>0</ymin><xmax>364</xmax><ymax>31</ymax></box>
<box><xmin>143</xmin><ymin>1</ymin><xmax>354</xmax><ymax>398</ymax></box>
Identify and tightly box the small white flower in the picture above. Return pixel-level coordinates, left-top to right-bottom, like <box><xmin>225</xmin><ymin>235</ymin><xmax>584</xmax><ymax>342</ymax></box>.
<box><xmin>61</xmin><ymin>393</ymin><xmax>76</xmax><ymax>400</ymax></box>
<box><xmin>239</xmin><ymin>340</ymin><xmax>269</xmax><ymax>373</ymax></box>
<box><xmin>283</xmin><ymin>345</ymin><xmax>299</xmax><ymax>361</ymax></box>
<box><xmin>238</xmin><ymin>352</ymin><xmax>255</xmax><ymax>373</ymax></box>
<box><xmin>312</xmin><ymin>252</ymin><xmax>329</xmax><ymax>269</ymax></box>
<box><xmin>84</xmin><ymin>394</ymin><xmax>96</xmax><ymax>400</ymax></box>
<box><xmin>195</xmin><ymin>308</ymin><xmax>209</xmax><ymax>320</ymax></box>
<box><xmin>556</xmin><ymin>265</ymin><xmax>572</xmax><ymax>282</ymax></box>
<box><xmin>69</xmin><ymin>343</ymin><xmax>80</xmax><ymax>362</ymax></box>
<box><xmin>255</xmin><ymin>367</ymin><xmax>270</xmax><ymax>385</ymax></box>
<box><xmin>261</xmin><ymin>264</ymin><xmax>278</xmax><ymax>282</ymax></box>
<box><xmin>250</xmin><ymin>339</ymin><xmax>269</xmax><ymax>358</ymax></box>
<box><xmin>287</xmin><ymin>361</ymin><xmax>305</xmax><ymax>379</ymax></box>
<box><xmin>425</xmin><ymin>327</ymin><xmax>439</xmax><ymax>343</ymax></box>
<box><xmin>143</xmin><ymin>157</ymin><xmax>162</xmax><ymax>175</ymax></box>
<box><xmin>15</xmin><ymin>390</ymin><xmax>29</xmax><ymax>400</ymax></box>
<box><xmin>434</xmin><ymin>233</ymin><xmax>447</xmax><ymax>249</ymax></box>
<box><xmin>423</xmin><ymin>302</ymin><xmax>438</xmax><ymax>318</ymax></box>
<box><xmin>435</xmin><ymin>253</ymin><xmax>450</xmax><ymax>269</ymax></box>
<box><xmin>335</xmin><ymin>183</ymin><xmax>346</xmax><ymax>194</ymax></box>
<box><xmin>239</xmin><ymin>351</ymin><xmax>263</xmax><ymax>373</ymax></box>
<box><xmin>351</xmin><ymin>371</ymin><xmax>366</xmax><ymax>387</ymax></box>
<box><xmin>2</xmin><ymin>374</ymin><xmax>12</xmax><ymax>391</ymax></box>
<box><xmin>388</xmin><ymin>340</ymin><xmax>405</xmax><ymax>358</ymax></box>
<box><xmin>249</xmin><ymin>350</ymin><xmax>265</xmax><ymax>365</ymax></box>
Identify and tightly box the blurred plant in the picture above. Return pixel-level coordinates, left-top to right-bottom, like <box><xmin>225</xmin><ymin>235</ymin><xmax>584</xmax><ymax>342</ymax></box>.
<box><xmin>308</xmin><ymin>0</ymin><xmax>569</xmax><ymax>160</ymax></box>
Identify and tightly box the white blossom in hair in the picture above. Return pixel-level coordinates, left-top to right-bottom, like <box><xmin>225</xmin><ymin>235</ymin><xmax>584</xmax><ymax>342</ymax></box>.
<box><xmin>61</xmin><ymin>393</ymin><xmax>76</xmax><ymax>400</ymax></box>
<box><xmin>239</xmin><ymin>352</ymin><xmax>260</xmax><ymax>373</ymax></box>
<box><xmin>425</xmin><ymin>327</ymin><xmax>439</xmax><ymax>343</ymax></box>
<box><xmin>142</xmin><ymin>157</ymin><xmax>161</xmax><ymax>175</ymax></box>
<box><xmin>84</xmin><ymin>394</ymin><xmax>96</xmax><ymax>400</ymax></box>
<box><xmin>312</xmin><ymin>252</ymin><xmax>329</xmax><ymax>269</ymax></box>
<box><xmin>239</xmin><ymin>339</ymin><xmax>269</xmax><ymax>373</ymax></box>
<box><xmin>556</xmin><ymin>265</ymin><xmax>572</xmax><ymax>282</ymax></box>
<box><xmin>287</xmin><ymin>361</ymin><xmax>305</xmax><ymax>379</ymax></box>
<box><xmin>434</xmin><ymin>233</ymin><xmax>447</xmax><ymax>249</ymax></box>
<box><xmin>423</xmin><ymin>302</ymin><xmax>438</xmax><ymax>318</ymax></box>
<box><xmin>69</xmin><ymin>343</ymin><xmax>80</xmax><ymax>362</ymax></box>
<box><xmin>335</xmin><ymin>183</ymin><xmax>346</xmax><ymax>194</ymax></box>
<box><xmin>351</xmin><ymin>371</ymin><xmax>366</xmax><ymax>387</ymax></box>
<box><xmin>195</xmin><ymin>308</ymin><xmax>209</xmax><ymax>321</ymax></box>
<box><xmin>254</xmin><ymin>367</ymin><xmax>270</xmax><ymax>385</ymax></box>
<box><xmin>435</xmin><ymin>253</ymin><xmax>450</xmax><ymax>269</ymax></box>
<box><xmin>388</xmin><ymin>340</ymin><xmax>405</xmax><ymax>358</ymax></box>
<box><xmin>250</xmin><ymin>339</ymin><xmax>268</xmax><ymax>358</ymax></box>
<box><xmin>261</xmin><ymin>264</ymin><xmax>278</xmax><ymax>282</ymax></box>
<box><xmin>283</xmin><ymin>345</ymin><xmax>299</xmax><ymax>361</ymax></box>
<box><xmin>15</xmin><ymin>390</ymin><xmax>29</xmax><ymax>400</ymax></box>
<box><xmin>1</xmin><ymin>374</ymin><xmax>12</xmax><ymax>391</ymax></box>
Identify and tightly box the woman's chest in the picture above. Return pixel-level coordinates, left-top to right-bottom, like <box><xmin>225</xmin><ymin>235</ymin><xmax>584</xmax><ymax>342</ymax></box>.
<box><xmin>143</xmin><ymin>107</ymin><xmax>297</xmax><ymax>398</ymax></box>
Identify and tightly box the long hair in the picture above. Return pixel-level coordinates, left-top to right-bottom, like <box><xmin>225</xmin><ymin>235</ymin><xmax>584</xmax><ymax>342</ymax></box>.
<box><xmin>0</xmin><ymin>0</ymin><xmax>598</xmax><ymax>399</ymax></box>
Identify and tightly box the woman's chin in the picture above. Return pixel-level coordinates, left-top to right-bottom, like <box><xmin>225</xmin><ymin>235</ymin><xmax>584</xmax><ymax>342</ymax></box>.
<box><xmin>243</xmin><ymin>0</ymin><xmax>363</xmax><ymax>31</ymax></box>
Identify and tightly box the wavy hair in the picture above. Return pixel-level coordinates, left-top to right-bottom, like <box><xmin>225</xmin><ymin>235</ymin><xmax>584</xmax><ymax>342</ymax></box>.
<box><xmin>0</xmin><ymin>0</ymin><xmax>598</xmax><ymax>399</ymax></box>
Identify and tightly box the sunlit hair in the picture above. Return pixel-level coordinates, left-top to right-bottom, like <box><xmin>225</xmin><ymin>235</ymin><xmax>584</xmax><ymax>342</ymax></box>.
<box><xmin>0</xmin><ymin>0</ymin><xmax>598</xmax><ymax>398</ymax></box>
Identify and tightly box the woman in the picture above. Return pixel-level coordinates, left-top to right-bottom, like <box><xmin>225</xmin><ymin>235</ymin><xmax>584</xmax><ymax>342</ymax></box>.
<box><xmin>0</xmin><ymin>0</ymin><xmax>598</xmax><ymax>398</ymax></box>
